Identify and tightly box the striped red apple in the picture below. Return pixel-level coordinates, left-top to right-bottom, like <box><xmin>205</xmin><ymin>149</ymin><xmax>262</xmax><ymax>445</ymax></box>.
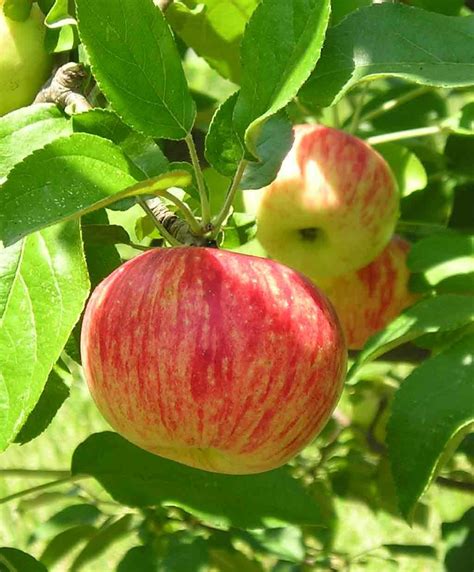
<box><xmin>253</xmin><ymin>124</ymin><xmax>399</xmax><ymax>280</ymax></box>
<box><xmin>81</xmin><ymin>247</ymin><xmax>347</xmax><ymax>474</ymax></box>
<box><xmin>313</xmin><ymin>236</ymin><xmax>417</xmax><ymax>349</ymax></box>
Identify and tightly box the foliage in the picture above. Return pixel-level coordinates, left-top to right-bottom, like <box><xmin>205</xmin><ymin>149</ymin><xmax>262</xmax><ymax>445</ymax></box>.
<box><xmin>0</xmin><ymin>0</ymin><xmax>473</xmax><ymax>570</ymax></box>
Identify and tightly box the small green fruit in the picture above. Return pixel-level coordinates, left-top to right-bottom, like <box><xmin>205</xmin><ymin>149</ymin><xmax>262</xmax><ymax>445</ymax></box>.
<box><xmin>0</xmin><ymin>1</ymin><xmax>52</xmax><ymax>116</ymax></box>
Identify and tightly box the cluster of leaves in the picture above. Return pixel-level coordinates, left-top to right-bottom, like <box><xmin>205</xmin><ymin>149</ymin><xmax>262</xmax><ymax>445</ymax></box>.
<box><xmin>0</xmin><ymin>0</ymin><xmax>473</xmax><ymax>570</ymax></box>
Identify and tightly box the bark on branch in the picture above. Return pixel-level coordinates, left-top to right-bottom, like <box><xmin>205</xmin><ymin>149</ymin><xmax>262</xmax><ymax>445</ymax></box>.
<box><xmin>35</xmin><ymin>63</ymin><xmax>92</xmax><ymax>113</ymax></box>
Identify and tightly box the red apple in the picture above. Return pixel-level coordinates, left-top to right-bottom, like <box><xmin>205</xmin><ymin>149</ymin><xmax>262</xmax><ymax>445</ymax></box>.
<box><xmin>81</xmin><ymin>247</ymin><xmax>347</xmax><ymax>474</ymax></box>
<box><xmin>313</xmin><ymin>236</ymin><xmax>417</xmax><ymax>350</ymax></box>
<box><xmin>254</xmin><ymin>124</ymin><xmax>399</xmax><ymax>280</ymax></box>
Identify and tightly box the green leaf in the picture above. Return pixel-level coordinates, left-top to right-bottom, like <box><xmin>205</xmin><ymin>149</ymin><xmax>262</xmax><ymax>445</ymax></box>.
<box><xmin>233</xmin><ymin>0</ymin><xmax>331</xmax><ymax>154</ymax></box>
<box><xmin>446</xmin><ymin>134</ymin><xmax>474</xmax><ymax>178</ymax></box>
<box><xmin>0</xmin><ymin>133</ymin><xmax>191</xmax><ymax>245</ymax></box>
<box><xmin>0</xmin><ymin>548</ymin><xmax>47</xmax><ymax>572</ymax></box>
<box><xmin>70</xmin><ymin>515</ymin><xmax>134</xmax><ymax>572</ymax></box>
<box><xmin>76</xmin><ymin>0</ymin><xmax>196</xmax><ymax>139</ymax></box>
<box><xmin>240</xmin><ymin>112</ymin><xmax>293</xmax><ymax>190</ymax></box>
<box><xmin>450</xmin><ymin>183</ymin><xmax>474</xmax><ymax>232</ymax></box>
<box><xmin>209</xmin><ymin>548</ymin><xmax>263</xmax><ymax>572</ymax></box>
<box><xmin>349</xmin><ymin>295</ymin><xmax>474</xmax><ymax>378</ymax></box>
<box><xmin>443</xmin><ymin>508</ymin><xmax>474</xmax><ymax>572</ymax></box>
<box><xmin>117</xmin><ymin>546</ymin><xmax>157</xmax><ymax>572</ymax></box>
<box><xmin>44</xmin><ymin>25</ymin><xmax>77</xmax><ymax>53</ymax></box>
<box><xmin>404</xmin><ymin>0</ymin><xmax>464</xmax><ymax>16</ymax></box>
<box><xmin>14</xmin><ymin>369</ymin><xmax>70</xmax><ymax>445</ymax></box>
<box><xmin>44</xmin><ymin>0</ymin><xmax>76</xmax><ymax>27</ymax></box>
<box><xmin>35</xmin><ymin>504</ymin><xmax>102</xmax><ymax>541</ymax></box>
<box><xmin>81</xmin><ymin>224</ymin><xmax>130</xmax><ymax>247</ymax></box>
<box><xmin>167</xmin><ymin>0</ymin><xmax>258</xmax><ymax>84</ymax></box>
<box><xmin>0</xmin><ymin>104</ymin><xmax>72</xmax><ymax>180</ymax></box>
<box><xmin>82</xmin><ymin>211</ymin><xmax>122</xmax><ymax>289</ymax></box>
<box><xmin>72</xmin><ymin>432</ymin><xmax>327</xmax><ymax>529</ymax></box>
<box><xmin>118</xmin><ymin>537</ymin><xmax>209</xmax><ymax>572</ymax></box>
<box><xmin>237</xmin><ymin>527</ymin><xmax>305</xmax><ymax>562</ymax></box>
<box><xmin>300</xmin><ymin>4</ymin><xmax>474</xmax><ymax>108</ymax></box>
<box><xmin>408</xmin><ymin>232</ymin><xmax>474</xmax><ymax>289</ymax></box>
<box><xmin>454</xmin><ymin>101</ymin><xmax>474</xmax><ymax>134</ymax></box>
<box><xmin>205</xmin><ymin>92</ymin><xmax>243</xmax><ymax>177</ymax></box>
<box><xmin>72</xmin><ymin>109</ymin><xmax>170</xmax><ymax>177</ymax></box>
<box><xmin>330</xmin><ymin>0</ymin><xmax>371</xmax><ymax>25</ymax></box>
<box><xmin>401</xmin><ymin>180</ymin><xmax>453</xmax><ymax>226</ymax></box>
<box><xmin>0</xmin><ymin>221</ymin><xmax>90</xmax><ymax>452</ymax></box>
<box><xmin>374</xmin><ymin>143</ymin><xmax>427</xmax><ymax>197</ymax></box>
<box><xmin>40</xmin><ymin>525</ymin><xmax>97</xmax><ymax>568</ymax></box>
<box><xmin>387</xmin><ymin>333</ymin><xmax>474</xmax><ymax>520</ymax></box>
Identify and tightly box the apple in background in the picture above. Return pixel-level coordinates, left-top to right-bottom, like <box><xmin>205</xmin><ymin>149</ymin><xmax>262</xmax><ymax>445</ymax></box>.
<box><xmin>81</xmin><ymin>247</ymin><xmax>347</xmax><ymax>475</ymax></box>
<box><xmin>0</xmin><ymin>1</ymin><xmax>52</xmax><ymax>116</ymax></box>
<box><xmin>253</xmin><ymin>124</ymin><xmax>399</xmax><ymax>280</ymax></box>
<box><xmin>312</xmin><ymin>236</ymin><xmax>417</xmax><ymax>350</ymax></box>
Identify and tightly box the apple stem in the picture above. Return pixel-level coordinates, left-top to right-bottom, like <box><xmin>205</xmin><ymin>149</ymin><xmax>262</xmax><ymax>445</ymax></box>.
<box><xmin>366</xmin><ymin>125</ymin><xmax>444</xmax><ymax>145</ymax></box>
<box><xmin>211</xmin><ymin>159</ymin><xmax>248</xmax><ymax>236</ymax></box>
<box><xmin>185</xmin><ymin>133</ymin><xmax>212</xmax><ymax>229</ymax></box>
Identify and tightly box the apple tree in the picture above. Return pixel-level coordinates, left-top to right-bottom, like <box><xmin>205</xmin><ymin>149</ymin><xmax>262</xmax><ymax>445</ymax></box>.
<box><xmin>0</xmin><ymin>0</ymin><xmax>473</xmax><ymax>570</ymax></box>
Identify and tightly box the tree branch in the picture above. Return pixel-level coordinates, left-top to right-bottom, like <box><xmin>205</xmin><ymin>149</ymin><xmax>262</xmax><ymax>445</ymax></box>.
<box><xmin>35</xmin><ymin>63</ymin><xmax>92</xmax><ymax>113</ymax></box>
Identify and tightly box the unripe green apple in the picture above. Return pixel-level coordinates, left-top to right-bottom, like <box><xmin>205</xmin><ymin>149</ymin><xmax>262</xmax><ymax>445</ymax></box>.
<box><xmin>253</xmin><ymin>124</ymin><xmax>399</xmax><ymax>280</ymax></box>
<box><xmin>81</xmin><ymin>247</ymin><xmax>347</xmax><ymax>474</ymax></box>
<box><xmin>0</xmin><ymin>1</ymin><xmax>52</xmax><ymax>116</ymax></box>
<box><xmin>313</xmin><ymin>236</ymin><xmax>417</xmax><ymax>350</ymax></box>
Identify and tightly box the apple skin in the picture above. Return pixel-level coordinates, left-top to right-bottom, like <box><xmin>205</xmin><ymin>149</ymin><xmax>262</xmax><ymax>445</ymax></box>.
<box><xmin>254</xmin><ymin>124</ymin><xmax>399</xmax><ymax>280</ymax></box>
<box><xmin>0</xmin><ymin>2</ymin><xmax>52</xmax><ymax>116</ymax></box>
<box><xmin>81</xmin><ymin>247</ymin><xmax>347</xmax><ymax>474</ymax></box>
<box><xmin>312</xmin><ymin>236</ymin><xmax>417</xmax><ymax>350</ymax></box>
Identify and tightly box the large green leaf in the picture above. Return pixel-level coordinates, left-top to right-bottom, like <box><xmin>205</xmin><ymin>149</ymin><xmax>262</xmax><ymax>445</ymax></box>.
<box><xmin>40</xmin><ymin>526</ymin><xmax>97</xmax><ymax>569</ymax></box>
<box><xmin>0</xmin><ymin>221</ymin><xmax>89</xmax><ymax>452</ymax></box>
<box><xmin>240</xmin><ymin>112</ymin><xmax>293</xmax><ymax>190</ymax></box>
<box><xmin>0</xmin><ymin>548</ymin><xmax>47</xmax><ymax>572</ymax></box>
<box><xmin>205</xmin><ymin>92</ymin><xmax>243</xmax><ymax>177</ymax></box>
<box><xmin>206</xmin><ymin>92</ymin><xmax>293</xmax><ymax>190</ymax></box>
<box><xmin>0</xmin><ymin>133</ymin><xmax>191</xmax><ymax>246</ymax></box>
<box><xmin>118</xmin><ymin>537</ymin><xmax>210</xmax><ymax>572</ymax></box>
<box><xmin>72</xmin><ymin>109</ymin><xmax>170</xmax><ymax>178</ymax></box>
<box><xmin>76</xmin><ymin>0</ymin><xmax>195</xmax><ymax>139</ymax></box>
<box><xmin>300</xmin><ymin>4</ymin><xmax>474</xmax><ymax>107</ymax></box>
<box><xmin>167</xmin><ymin>0</ymin><xmax>258</xmax><ymax>84</ymax></box>
<box><xmin>375</xmin><ymin>143</ymin><xmax>427</xmax><ymax>197</ymax></box>
<box><xmin>14</xmin><ymin>369</ymin><xmax>70</xmax><ymax>445</ymax></box>
<box><xmin>446</xmin><ymin>134</ymin><xmax>474</xmax><ymax>178</ymax></box>
<box><xmin>404</xmin><ymin>0</ymin><xmax>464</xmax><ymax>16</ymax></box>
<box><xmin>349</xmin><ymin>295</ymin><xmax>474</xmax><ymax>378</ymax></box>
<box><xmin>408</xmin><ymin>232</ymin><xmax>474</xmax><ymax>291</ymax></box>
<box><xmin>0</xmin><ymin>104</ymin><xmax>71</xmax><ymax>180</ymax></box>
<box><xmin>72</xmin><ymin>432</ymin><xmax>327</xmax><ymax>529</ymax></box>
<box><xmin>70</xmin><ymin>515</ymin><xmax>134</xmax><ymax>571</ymax></box>
<box><xmin>233</xmin><ymin>0</ymin><xmax>331</xmax><ymax>153</ymax></box>
<box><xmin>387</xmin><ymin>333</ymin><xmax>474</xmax><ymax>520</ymax></box>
